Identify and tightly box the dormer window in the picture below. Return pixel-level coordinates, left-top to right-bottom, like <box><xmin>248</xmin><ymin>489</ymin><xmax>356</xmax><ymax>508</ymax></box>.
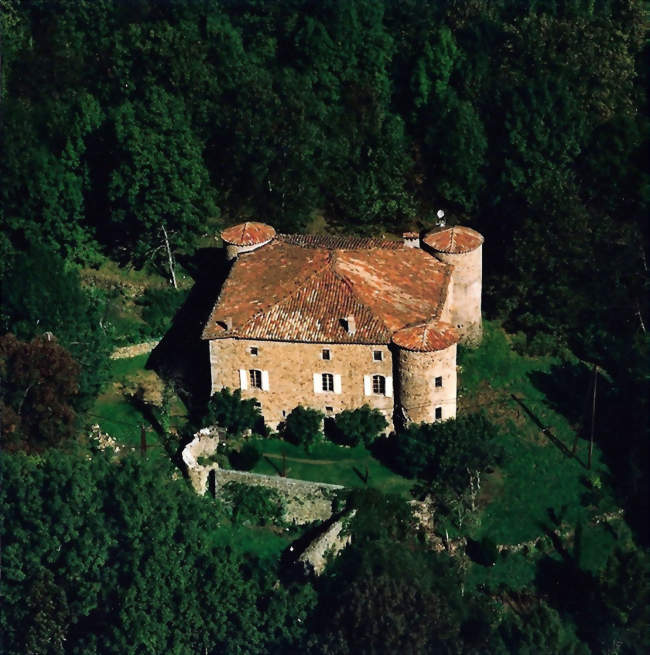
<box><xmin>342</xmin><ymin>315</ymin><xmax>356</xmax><ymax>335</ymax></box>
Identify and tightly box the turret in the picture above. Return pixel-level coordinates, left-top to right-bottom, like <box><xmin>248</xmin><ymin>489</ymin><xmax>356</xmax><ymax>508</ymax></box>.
<box><xmin>220</xmin><ymin>221</ymin><xmax>276</xmax><ymax>260</ymax></box>
<box><xmin>392</xmin><ymin>322</ymin><xmax>458</xmax><ymax>425</ymax></box>
<box><xmin>422</xmin><ymin>226</ymin><xmax>483</xmax><ymax>347</ymax></box>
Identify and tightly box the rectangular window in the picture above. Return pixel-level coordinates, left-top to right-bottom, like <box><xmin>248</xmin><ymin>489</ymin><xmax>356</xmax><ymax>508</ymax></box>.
<box><xmin>435</xmin><ymin>376</ymin><xmax>443</xmax><ymax>388</ymax></box>
<box><xmin>250</xmin><ymin>346</ymin><xmax>258</xmax><ymax>356</ymax></box>
<box><xmin>435</xmin><ymin>407</ymin><xmax>442</xmax><ymax>420</ymax></box>
<box><xmin>249</xmin><ymin>369</ymin><xmax>262</xmax><ymax>389</ymax></box>
<box><xmin>322</xmin><ymin>373</ymin><xmax>334</xmax><ymax>392</ymax></box>
<box><xmin>322</xmin><ymin>348</ymin><xmax>331</xmax><ymax>360</ymax></box>
<box><xmin>373</xmin><ymin>350</ymin><xmax>383</xmax><ymax>361</ymax></box>
<box><xmin>325</xmin><ymin>406</ymin><xmax>334</xmax><ymax>415</ymax></box>
<box><xmin>372</xmin><ymin>375</ymin><xmax>386</xmax><ymax>395</ymax></box>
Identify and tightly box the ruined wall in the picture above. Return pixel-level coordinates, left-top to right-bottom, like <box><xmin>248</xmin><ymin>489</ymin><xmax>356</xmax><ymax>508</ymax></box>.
<box><xmin>397</xmin><ymin>343</ymin><xmax>457</xmax><ymax>424</ymax></box>
<box><xmin>213</xmin><ymin>469</ymin><xmax>341</xmax><ymax>524</ymax></box>
<box><xmin>430</xmin><ymin>246</ymin><xmax>482</xmax><ymax>346</ymax></box>
<box><xmin>209</xmin><ymin>339</ymin><xmax>395</xmax><ymax>429</ymax></box>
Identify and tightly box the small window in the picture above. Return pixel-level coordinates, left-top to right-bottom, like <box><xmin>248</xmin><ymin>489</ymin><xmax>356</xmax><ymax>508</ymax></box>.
<box><xmin>435</xmin><ymin>376</ymin><xmax>443</xmax><ymax>388</ymax></box>
<box><xmin>325</xmin><ymin>406</ymin><xmax>334</xmax><ymax>415</ymax></box>
<box><xmin>373</xmin><ymin>350</ymin><xmax>383</xmax><ymax>362</ymax></box>
<box><xmin>322</xmin><ymin>348</ymin><xmax>331</xmax><ymax>360</ymax></box>
<box><xmin>435</xmin><ymin>407</ymin><xmax>442</xmax><ymax>420</ymax></box>
<box><xmin>249</xmin><ymin>369</ymin><xmax>262</xmax><ymax>389</ymax></box>
<box><xmin>372</xmin><ymin>374</ymin><xmax>386</xmax><ymax>395</ymax></box>
<box><xmin>282</xmin><ymin>410</ymin><xmax>286</xmax><ymax>418</ymax></box>
<box><xmin>322</xmin><ymin>373</ymin><xmax>334</xmax><ymax>392</ymax></box>
<box><xmin>250</xmin><ymin>346</ymin><xmax>258</xmax><ymax>356</ymax></box>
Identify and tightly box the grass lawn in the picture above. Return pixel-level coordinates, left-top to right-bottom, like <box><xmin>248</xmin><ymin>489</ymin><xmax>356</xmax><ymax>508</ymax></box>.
<box><xmin>210</xmin><ymin>524</ymin><xmax>293</xmax><ymax>562</ymax></box>
<box><xmin>458</xmin><ymin>322</ymin><xmax>614</xmax><ymax>546</ymax></box>
<box><xmin>249</xmin><ymin>438</ymin><xmax>414</xmax><ymax>497</ymax></box>
<box><xmin>89</xmin><ymin>354</ymin><xmax>187</xmax><ymax>459</ymax></box>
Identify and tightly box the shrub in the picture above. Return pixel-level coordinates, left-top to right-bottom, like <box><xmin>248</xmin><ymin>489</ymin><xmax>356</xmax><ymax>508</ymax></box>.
<box><xmin>228</xmin><ymin>442</ymin><xmax>261</xmax><ymax>471</ymax></box>
<box><xmin>137</xmin><ymin>287</ymin><xmax>188</xmax><ymax>336</ymax></box>
<box><xmin>205</xmin><ymin>388</ymin><xmax>262</xmax><ymax>436</ymax></box>
<box><xmin>393</xmin><ymin>413</ymin><xmax>503</xmax><ymax>493</ymax></box>
<box><xmin>328</xmin><ymin>405</ymin><xmax>388</xmax><ymax>447</ymax></box>
<box><xmin>221</xmin><ymin>481</ymin><xmax>285</xmax><ymax>526</ymax></box>
<box><xmin>281</xmin><ymin>406</ymin><xmax>324</xmax><ymax>452</ymax></box>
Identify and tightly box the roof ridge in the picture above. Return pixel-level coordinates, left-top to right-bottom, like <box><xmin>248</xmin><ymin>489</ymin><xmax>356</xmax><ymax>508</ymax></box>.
<box><xmin>329</xmin><ymin>256</ymin><xmax>393</xmax><ymax>337</ymax></box>
<box><xmin>237</xmin><ymin>254</ymin><xmax>333</xmax><ymax>333</ymax></box>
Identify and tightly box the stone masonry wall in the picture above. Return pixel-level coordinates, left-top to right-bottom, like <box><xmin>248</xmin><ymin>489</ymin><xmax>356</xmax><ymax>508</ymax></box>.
<box><xmin>397</xmin><ymin>343</ymin><xmax>457</xmax><ymax>423</ymax></box>
<box><xmin>213</xmin><ymin>469</ymin><xmax>341</xmax><ymax>524</ymax></box>
<box><xmin>431</xmin><ymin>246</ymin><xmax>482</xmax><ymax>346</ymax></box>
<box><xmin>209</xmin><ymin>339</ymin><xmax>395</xmax><ymax>429</ymax></box>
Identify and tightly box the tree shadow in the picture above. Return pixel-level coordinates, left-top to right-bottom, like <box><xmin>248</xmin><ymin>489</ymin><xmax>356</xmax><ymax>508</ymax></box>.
<box><xmin>510</xmin><ymin>393</ymin><xmax>579</xmax><ymax>463</ymax></box>
<box><xmin>147</xmin><ymin>246</ymin><xmax>232</xmax><ymax>416</ymax></box>
<box><xmin>528</xmin><ymin>362</ymin><xmax>593</xmax><ymax>429</ymax></box>
<box><xmin>352</xmin><ymin>465</ymin><xmax>369</xmax><ymax>484</ymax></box>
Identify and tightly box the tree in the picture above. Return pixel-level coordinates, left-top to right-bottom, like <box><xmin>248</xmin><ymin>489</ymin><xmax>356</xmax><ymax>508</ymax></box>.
<box><xmin>281</xmin><ymin>406</ymin><xmax>324</xmax><ymax>452</ymax></box>
<box><xmin>393</xmin><ymin>413</ymin><xmax>502</xmax><ymax>499</ymax></box>
<box><xmin>0</xmin><ymin>448</ymin><xmax>315</xmax><ymax>654</ymax></box>
<box><xmin>1</xmin><ymin>244</ymin><xmax>112</xmax><ymax>409</ymax></box>
<box><xmin>0</xmin><ymin>333</ymin><xmax>79</xmax><ymax>452</ymax></box>
<box><xmin>328</xmin><ymin>405</ymin><xmax>388</xmax><ymax>447</ymax></box>
<box><xmin>105</xmin><ymin>86</ymin><xmax>219</xmax><ymax>270</ymax></box>
<box><xmin>204</xmin><ymin>387</ymin><xmax>263</xmax><ymax>437</ymax></box>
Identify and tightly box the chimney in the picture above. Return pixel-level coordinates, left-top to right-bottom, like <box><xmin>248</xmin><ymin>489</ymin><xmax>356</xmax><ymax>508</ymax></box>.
<box><xmin>343</xmin><ymin>315</ymin><xmax>356</xmax><ymax>335</ymax></box>
<box><xmin>402</xmin><ymin>232</ymin><xmax>420</xmax><ymax>248</ymax></box>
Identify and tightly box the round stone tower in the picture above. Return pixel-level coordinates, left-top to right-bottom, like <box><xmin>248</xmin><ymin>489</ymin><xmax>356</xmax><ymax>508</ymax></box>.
<box><xmin>422</xmin><ymin>226</ymin><xmax>483</xmax><ymax>347</ymax></box>
<box><xmin>221</xmin><ymin>221</ymin><xmax>276</xmax><ymax>260</ymax></box>
<box><xmin>392</xmin><ymin>322</ymin><xmax>458</xmax><ymax>425</ymax></box>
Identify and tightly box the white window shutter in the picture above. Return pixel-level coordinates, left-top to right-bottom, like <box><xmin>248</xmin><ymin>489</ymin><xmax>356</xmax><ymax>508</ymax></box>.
<box><xmin>333</xmin><ymin>374</ymin><xmax>342</xmax><ymax>394</ymax></box>
<box><xmin>239</xmin><ymin>369</ymin><xmax>248</xmax><ymax>390</ymax></box>
<box><xmin>385</xmin><ymin>376</ymin><xmax>393</xmax><ymax>397</ymax></box>
<box><xmin>313</xmin><ymin>373</ymin><xmax>321</xmax><ymax>393</ymax></box>
<box><xmin>261</xmin><ymin>370</ymin><xmax>270</xmax><ymax>391</ymax></box>
<box><xmin>364</xmin><ymin>375</ymin><xmax>372</xmax><ymax>396</ymax></box>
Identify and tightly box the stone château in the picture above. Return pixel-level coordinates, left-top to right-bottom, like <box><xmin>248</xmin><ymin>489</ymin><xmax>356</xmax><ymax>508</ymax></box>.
<box><xmin>202</xmin><ymin>222</ymin><xmax>483</xmax><ymax>430</ymax></box>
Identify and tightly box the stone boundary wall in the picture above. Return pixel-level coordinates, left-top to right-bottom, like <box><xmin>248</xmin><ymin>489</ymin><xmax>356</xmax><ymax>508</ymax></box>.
<box><xmin>111</xmin><ymin>340</ymin><xmax>160</xmax><ymax>360</ymax></box>
<box><xmin>213</xmin><ymin>469</ymin><xmax>343</xmax><ymax>524</ymax></box>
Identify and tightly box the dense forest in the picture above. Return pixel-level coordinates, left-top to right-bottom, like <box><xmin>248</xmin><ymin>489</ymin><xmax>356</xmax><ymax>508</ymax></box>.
<box><xmin>1</xmin><ymin>0</ymin><xmax>649</xmax><ymax>653</ymax></box>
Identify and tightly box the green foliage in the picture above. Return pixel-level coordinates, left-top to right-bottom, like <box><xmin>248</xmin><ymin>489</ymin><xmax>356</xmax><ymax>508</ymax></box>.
<box><xmin>0</xmin><ymin>448</ymin><xmax>313</xmax><ymax>654</ymax></box>
<box><xmin>493</xmin><ymin>600</ymin><xmax>589</xmax><ymax>655</ymax></box>
<box><xmin>228</xmin><ymin>442</ymin><xmax>262</xmax><ymax>471</ymax></box>
<box><xmin>137</xmin><ymin>286</ymin><xmax>188</xmax><ymax>337</ymax></box>
<box><xmin>221</xmin><ymin>481</ymin><xmax>285</xmax><ymax>527</ymax></box>
<box><xmin>328</xmin><ymin>404</ymin><xmax>387</xmax><ymax>447</ymax></box>
<box><xmin>281</xmin><ymin>406</ymin><xmax>324</xmax><ymax>452</ymax></box>
<box><xmin>393</xmin><ymin>413</ymin><xmax>502</xmax><ymax>492</ymax></box>
<box><xmin>205</xmin><ymin>387</ymin><xmax>262</xmax><ymax>437</ymax></box>
<box><xmin>1</xmin><ymin>245</ymin><xmax>112</xmax><ymax>409</ymax></box>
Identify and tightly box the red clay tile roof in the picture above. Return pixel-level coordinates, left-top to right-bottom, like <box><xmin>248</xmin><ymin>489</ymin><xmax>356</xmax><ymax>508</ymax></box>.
<box><xmin>202</xmin><ymin>237</ymin><xmax>453</xmax><ymax>344</ymax></box>
<box><xmin>277</xmin><ymin>234</ymin><xmax>402</xmax><ymax>249</ymax></box>
<box><xmin>392</xmin><ymin>322</ymin><xmax>458</xmax><ymax>352</ymax></box>
<box><xmin>422</xmin><ymin>226</ymin><xmax>483</xmax><ymax>254</ymax></box>
<box><xmin>221</xmin><ymin>222</ymin><xmax>276</xmax><ymax>246</ymax></box>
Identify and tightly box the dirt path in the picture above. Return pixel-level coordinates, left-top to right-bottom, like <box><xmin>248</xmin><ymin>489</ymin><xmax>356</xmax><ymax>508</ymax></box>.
<box><xmin>263</xmin><ymin>452</ymin><xmax>341</xmax><ymax>465</ymax></box>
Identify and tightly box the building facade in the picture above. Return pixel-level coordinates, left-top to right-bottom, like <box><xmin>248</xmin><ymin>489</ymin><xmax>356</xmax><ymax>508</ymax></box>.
<box><xmin>202</xmin><ymin>222</ymin><xmax>483</xmax><ymax>430</ymax></box>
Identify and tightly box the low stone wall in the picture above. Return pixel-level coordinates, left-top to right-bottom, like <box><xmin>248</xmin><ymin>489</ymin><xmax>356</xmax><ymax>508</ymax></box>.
<box><xmin>111</xmin><ymin>340</ymin><xmax>160</xmax><ymax>360</ymax></box>
<box><xmin>213</xmin><ymin>469</ymin><xmax>342</xmax><ymax>524</ymax></box>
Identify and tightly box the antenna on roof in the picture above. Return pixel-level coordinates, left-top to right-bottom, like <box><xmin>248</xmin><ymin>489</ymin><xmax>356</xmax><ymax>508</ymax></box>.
<box><xmin>436</xmin><ymin>209</ymin><xmax>446</xmax><ymax>227</ymax></box>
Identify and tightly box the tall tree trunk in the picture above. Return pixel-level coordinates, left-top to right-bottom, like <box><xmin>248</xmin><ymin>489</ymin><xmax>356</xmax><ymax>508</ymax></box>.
<box><xmin>161</xmin><ymin>224</ymin><xmax>177</xmax><ymax>289</ymax></box>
